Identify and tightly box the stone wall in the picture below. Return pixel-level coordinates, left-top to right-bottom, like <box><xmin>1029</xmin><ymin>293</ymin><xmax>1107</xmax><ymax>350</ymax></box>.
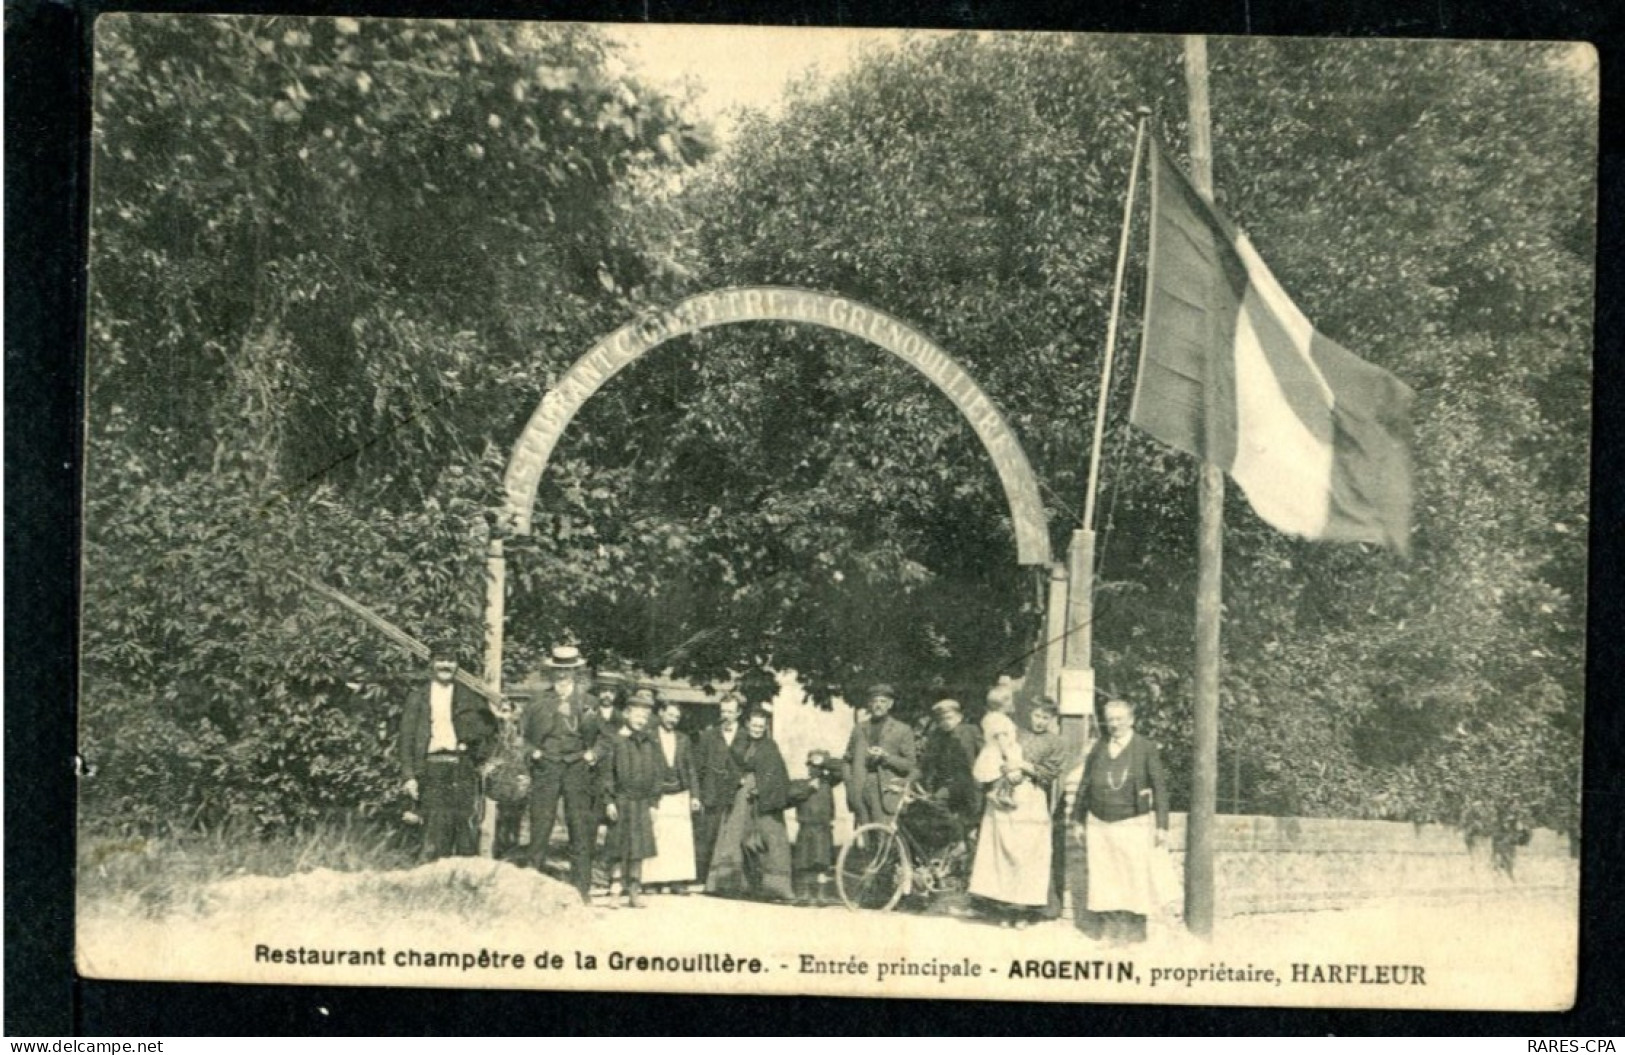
<box><xmin>1065</xmin><ymin>813</ymin><xmax>1578</xmax><ymax>918</ymax></box>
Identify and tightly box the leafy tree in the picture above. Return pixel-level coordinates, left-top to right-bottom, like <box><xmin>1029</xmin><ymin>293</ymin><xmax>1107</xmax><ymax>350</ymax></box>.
<box><xmin>80</xmin><ymin>22</ymin><xmax>1592</xmax><ymax>855</ymax></box>
<box><xmin>88</xmin><ymin>14</ymin><xmax>706</xmax><ymax>501</ymax></box>
<box><xmin>554</xmin><ymin>34</ymin><xmax>1591</xmax><ymax>849</ymax></box>
<box><xmin>80</xmin><ymin>14</ymin><xmax>706</xmax><ymax>831</ymax></box>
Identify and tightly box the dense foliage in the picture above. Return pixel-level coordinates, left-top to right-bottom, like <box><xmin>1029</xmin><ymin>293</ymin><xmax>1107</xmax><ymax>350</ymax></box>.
<box><xmin>80</xmin><ymin>15</ymin><xmax>706</xmax><ymax>829</ymax></box>
<box><xmin>80</xmin><ymin>21</ymin><xmax>1591</xmax><ymax>854</ymax></box>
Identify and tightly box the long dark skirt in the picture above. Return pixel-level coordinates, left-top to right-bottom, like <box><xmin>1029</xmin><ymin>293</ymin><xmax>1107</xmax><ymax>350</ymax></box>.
<box><xmin>706</xmin><ymin>786</ymin><xmax>793</xmax><ymax>900</ymax></box>
<box><xmin>792</xmin><ymin>824</ymin><xmax>835</xmax><ymax>873</ymax></box>
<box><xmin>606</xmin><ymin>795</ymin><xmax>658</xmax><ymax>865</ymax></box>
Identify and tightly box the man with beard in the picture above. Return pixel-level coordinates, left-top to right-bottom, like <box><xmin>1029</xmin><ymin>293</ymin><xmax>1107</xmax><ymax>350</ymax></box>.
<box><xmin>1070</xmin><ymin>698</ymin><xmax>1170</xmax><ymax>944</ymax></box>
<box><xmin>693</xmin><ymin>692</ymin><xmax>745</xmax><ymax>884</ymax></box>
<box><xmin>844</xmin><ymin>684</ymin><xmax>917</xmax><ymax>825</ymax></box>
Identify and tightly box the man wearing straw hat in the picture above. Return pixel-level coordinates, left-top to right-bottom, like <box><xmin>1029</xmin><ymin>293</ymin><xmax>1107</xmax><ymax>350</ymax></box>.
<box><xmin>521</xmin><ymin>644</ymin><xmax>596</xmax><ymax>902</ymax></box>
<box><xmin>398</xmin><ymin>640</ymin><xmax>495</xmax><ymax>861</ymax></box>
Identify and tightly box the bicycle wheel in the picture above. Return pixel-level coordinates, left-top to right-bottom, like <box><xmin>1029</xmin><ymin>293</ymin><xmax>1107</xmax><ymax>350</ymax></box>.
<box><xmin>836</xmin><ymin>823</ymin><xmax>910</xmax><ymax>912</ymax></box>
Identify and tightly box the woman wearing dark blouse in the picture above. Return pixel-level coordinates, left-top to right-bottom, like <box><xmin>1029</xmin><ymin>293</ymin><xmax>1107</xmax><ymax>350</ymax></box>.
<box><xmin>1069</xmin><ymin>698</ymin><xmax>1169</xmax><ymax>944</ymax></box>
<box><xmin>705</xmin><ymin>710</ymin><xmax>794</xmax><ymax>901</ymax></box>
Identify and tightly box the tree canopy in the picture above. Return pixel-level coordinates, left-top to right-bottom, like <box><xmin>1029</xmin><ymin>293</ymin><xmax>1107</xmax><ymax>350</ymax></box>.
<box><xmin>81</xmin><ymin>14</ymin><xmax>708</xmax><ymax>827</ymax></box>
<box><xmin>80</xmin><ymin>20</ymin><xmax>1592</xmax><ymax>851</ymax></box>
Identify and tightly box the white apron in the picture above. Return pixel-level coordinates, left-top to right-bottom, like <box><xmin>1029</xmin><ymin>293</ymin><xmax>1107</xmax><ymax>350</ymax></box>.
<box><xmin>645</xmin><ymin>732</ymin><xmax>697</xmax><ymax>885</ymax></box>
<box><xmin>967</xmin><ymin>711</ymin><xmax>1052</xmax><ymax>907</ymax></box>
<box><xmin>968</xmin><ymin>778</ymin><xmax>1052</xmax><ymax>906</ymax></box>
<box><xmin>1086</xmin><ymin>811</ymin><xmax>1157</xmax><ymax>914</ymax></box>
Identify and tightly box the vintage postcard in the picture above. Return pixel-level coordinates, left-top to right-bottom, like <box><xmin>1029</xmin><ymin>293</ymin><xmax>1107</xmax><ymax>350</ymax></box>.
<box><xmin>75</xmin><ymin>17</ymin><xmax>1592</xmax><ymax>1011</ymax></box>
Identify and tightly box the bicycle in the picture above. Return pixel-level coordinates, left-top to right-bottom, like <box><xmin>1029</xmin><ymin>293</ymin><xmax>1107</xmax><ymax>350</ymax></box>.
<box><xmin>836</xmin><ymin>781</ymin><xmax>974</xmax><ymax>912</ymax></box>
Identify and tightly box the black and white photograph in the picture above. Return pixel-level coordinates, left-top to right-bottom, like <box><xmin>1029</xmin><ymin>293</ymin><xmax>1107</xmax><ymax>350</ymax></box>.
<box><xmin>72</xmin><ymin>17</ymin><xmax>1595</xmax><ymax>1011</ymax></box>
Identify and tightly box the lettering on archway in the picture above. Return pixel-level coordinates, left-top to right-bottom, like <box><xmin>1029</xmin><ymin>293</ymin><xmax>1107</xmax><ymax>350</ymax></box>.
<box><xmin>502</xmin><ymin>286</ymin><xmax>1052</xmax><ymax>566</ymax></box>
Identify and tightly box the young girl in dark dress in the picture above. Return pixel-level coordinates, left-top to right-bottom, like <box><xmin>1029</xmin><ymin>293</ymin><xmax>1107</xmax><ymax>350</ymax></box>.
<box><xmin>788</xmin><ymin>749</ymin><xmax>843</xmax><ymax>904</ymax></box>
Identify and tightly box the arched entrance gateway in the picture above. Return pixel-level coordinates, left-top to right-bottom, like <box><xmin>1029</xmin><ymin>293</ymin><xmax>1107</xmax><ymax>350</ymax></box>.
<box><xmin>485</xmin><ymin>286</ymin><xmax>1064</xmax><ymax>702</ymax></box>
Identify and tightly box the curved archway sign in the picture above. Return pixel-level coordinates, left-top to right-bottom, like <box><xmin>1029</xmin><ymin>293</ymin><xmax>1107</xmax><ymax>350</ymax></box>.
<box><xmin>502</xmin><ymin>286</ymin><xmax>1051</xmax><ymax>565</ymax></box>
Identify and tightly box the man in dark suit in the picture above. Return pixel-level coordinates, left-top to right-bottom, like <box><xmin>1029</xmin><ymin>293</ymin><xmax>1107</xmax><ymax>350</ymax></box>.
<box><xmin>847</xmin><ymin>684</ymin><xmax>917</xmax><ymax>824</ymax></box>
<box><xmin>580</xmin><ymin>670</ymin><xmax>627</xmax><ymax>891</ymax></box>
<box><xmin>521</xmin><ymin>644</ymin><xmax>597</xmax><ymax>902</ymax></box>
<box><xmin>692</xmin><ymin>691</ymin><xmax>744</xmax><ymax>883</ymax></box>
<box><xmin>398</xmin><ymin>641</ymin><xmax>496</xmax><ymax>861</ymax></box>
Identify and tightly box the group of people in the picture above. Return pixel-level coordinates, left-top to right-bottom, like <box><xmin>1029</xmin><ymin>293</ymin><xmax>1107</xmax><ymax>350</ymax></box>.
<box><xmin>851</xmin><ymin>680</ymin><xmax>1169</xmax><ymax>942</ymax></box>
<box><xmin>838</xmin><ymin>681</ymin><xmax>1171</xmax><ymax>942</ymax></box>
<box><xmin>398</xmin><ymin>642</ymin><xmax>1170</xmax><ymax>942</ymax></box>
<box><xmin>397</xmin><ymin>643</ymin><xmax>846</xmax><ymax>908</ymax></box>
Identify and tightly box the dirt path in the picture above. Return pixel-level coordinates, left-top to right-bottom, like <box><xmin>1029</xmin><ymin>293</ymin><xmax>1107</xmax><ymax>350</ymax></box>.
<box><xmin>77</xmin><ymin>857</ymin><xmax>1577</xmax><ymax>1010</ymax></box>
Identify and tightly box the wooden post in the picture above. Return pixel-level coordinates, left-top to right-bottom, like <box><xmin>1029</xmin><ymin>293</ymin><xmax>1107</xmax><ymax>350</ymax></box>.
<box><xmin>483</xmin><ymin>535</ymin><xmax>506</xmax><ymax>695</ymax></box>
<box><xmin>1064</xmin><ymin>529</ymin><xmax>1096</xmax><ymax>670</ymax></box>
<box><xmin>480</xmin><ymin>533</ymin><xmax>507</xmax><ymax>856</ymax></box>
<box><xmin>1184</xmin><ymin>33</ymin><xmax>1222</xmax><ymax>940</ymax></box>
<box><xmin>1044</xmin><ymin>563</ymin><xmax>1070</xmax><ymax>702</ymax></box>
<box><xmin>1059</xmin><ymin>111</ymin><xmax>1149</xmax><ymax>747</ymax></box>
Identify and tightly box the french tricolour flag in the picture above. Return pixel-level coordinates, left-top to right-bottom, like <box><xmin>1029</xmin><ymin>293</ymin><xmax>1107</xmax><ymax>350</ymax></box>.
<box><xmin>1130</xmin><ymin>141</ymin><xmax>1415</xmax><ymax>554</ymax></box>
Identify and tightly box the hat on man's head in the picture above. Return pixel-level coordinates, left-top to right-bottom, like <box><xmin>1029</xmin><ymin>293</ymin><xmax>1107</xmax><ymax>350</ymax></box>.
<box><xmin>429</xmin><ymin>640</ymin><xmax>458</xmax><ymax>662</ymax></box>
<box><xmin>625</xmin><ymin>686</ymin><xmax>658</xmax><ymax>710</ymax></box>
<box><xmin>932</xmin><ymin>698</ymin><xmax>962</xmax><ymax>716</ymax></box>
<box><xmin>866</xmin><ymin>683</ymin><xmax>897</xmax><ymax>702</ymax></box>
<box><xmin>594</xmin><ymin>670</ymin><xmax>628</xmax><ymax>693</ymax></box>
<box><xmin>543</xmin><ymin>644</ymin><xmax>585</xmax><ymax>669</ymax></box>
<box><xmin>1033</xmin><ymin>696</ymin><xmax>1060</xmax><ymax>715</ymax></box>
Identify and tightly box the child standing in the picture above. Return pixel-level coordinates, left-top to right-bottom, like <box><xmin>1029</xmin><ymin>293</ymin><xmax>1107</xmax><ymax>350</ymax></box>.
<box><xmin>788</xmin><ymin>749</ymin><xmax>843</xmax><ymax>905</ymax></box>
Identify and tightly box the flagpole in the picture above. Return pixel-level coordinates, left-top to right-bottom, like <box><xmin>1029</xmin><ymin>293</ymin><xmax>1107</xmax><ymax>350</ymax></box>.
<box><xmin>1065</xmin><ymin>110</ymin><xmax>1151</xmax><ymax>680</ymax></box>
<box><xmin>1059</xmin><ymin>109</ymin><xmax>1152</xmax><ymax>776</ymax></box>
<box><xmin>1183</xmin><ymin>33</ymin><xmax>1222</xmax><ymax>940</ymax></box>
<box><xmin>1080</xmin><ymin>108</ymin><xmax>1150</xmax><ymax>534</ymax></box>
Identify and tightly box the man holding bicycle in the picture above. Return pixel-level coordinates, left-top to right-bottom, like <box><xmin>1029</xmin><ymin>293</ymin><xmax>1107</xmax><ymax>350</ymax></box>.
<box><xmin>921</xmin><ymin>697</ymin><xmax>984</xmax><ymax>833</ymax></box>
<box><xmin>845</xmin><ymin>684</ymin><xmax>917</xmax><ymax>824</ymax></box>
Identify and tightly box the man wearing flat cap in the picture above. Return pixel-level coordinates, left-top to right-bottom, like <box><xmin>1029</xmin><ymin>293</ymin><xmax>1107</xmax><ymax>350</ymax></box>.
<box><xmin>921</xmin><ymin>698</ymin><xmax>984</xmax><ymax>832</ymax></box>
<box><xmin>520</xmin><ymin>644</ymin><xmax>597</xmax><ymax>901</ymax></box>
<box><xmin>398</xmin><ymin>640</ymin><xmax>496</xmax><ymax>861</ymax></box>
<box><xmin>843</xmin><ymin>684</ymin><xmax>917</xmax><ymax>826</ymax></box>
<box><xmin>581</xmin><ymin>669</ymin><xmax>629</xmax><ymax>889</ymax></box>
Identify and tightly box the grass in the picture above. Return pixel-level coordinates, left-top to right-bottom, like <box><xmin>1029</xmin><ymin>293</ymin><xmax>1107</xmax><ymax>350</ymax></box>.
<box><xmin>77</xmin><ymin>814</ymin><xmax>418</xmax><ymax>919</ymax></box>
<box><xmin>341</xmin><ymin>866</ymin><xmax>503</xmax><ymax>919</ymax></box>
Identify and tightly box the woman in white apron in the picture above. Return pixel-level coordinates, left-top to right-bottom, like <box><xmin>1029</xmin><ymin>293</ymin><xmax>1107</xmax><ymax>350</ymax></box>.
<box><xmin>643</xmin><ymin>694</ymin><xmax>699</xmax><ymax>892</ymax></box>
<box><xmin>968</xmin><ymin>682</ymin><xmax>1053</xmax><ymax>924</ymax></box>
